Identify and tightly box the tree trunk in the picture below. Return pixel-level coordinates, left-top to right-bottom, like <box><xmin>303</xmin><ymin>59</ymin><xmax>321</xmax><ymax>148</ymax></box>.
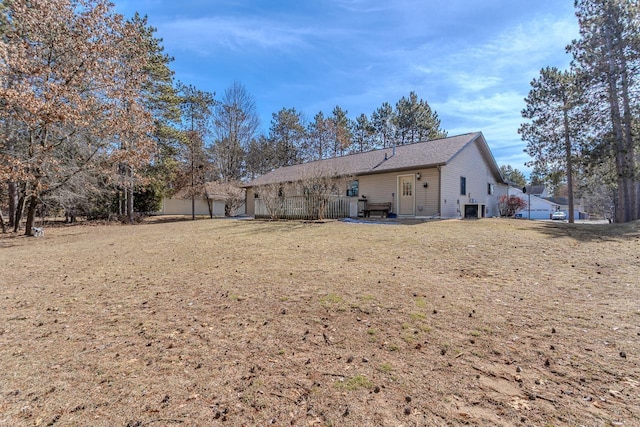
<box><xmin>636</xmin><ymin>181</ymin><xmax>640</xmax><ymax>220</ymax></box>
<box><xmin>603</xmin><ymin>24</ymin><xmax>633</xmax><ymax>223</ymax></box>
<box><xmin>565</xmin><ymin>132</ymin><xmax>575</xmax><ymax>223</ymax></box>
<box><xmin>8</xmin><ymin>181</ymin><xmax>18</xmax><ymax>229</ymax></box>
<box><xmin>206</xmin><ymin>196</ymin><xmax>213</xmax><ymax>218</ymax></box>
<box><xmin>618</xmin><ymin>51</ymin><xmax>637</xmax><ymax>221</ymax></box>
<box><xmin>13</xmin><ymin>194</ymin><xmax>25</xmax><ymax>232</ymax></box>
<box><xmin>24</xmin><ymin>194</ymin><xmax>39</xmax><ymax>236</ymax></box>
<box><xmin>126</xmin><ymin>181</ymin><xmax>134</xmax><ymax>223</ymax></box>
<box><xmin>0</xmin><ymin>207</ymin><xmax>6</xmax><ymax>233</ymax></box>
<box><xmin>563</xmin><ymin>107</ymin><xmax>575</xmax><ymax>224</ymax></box>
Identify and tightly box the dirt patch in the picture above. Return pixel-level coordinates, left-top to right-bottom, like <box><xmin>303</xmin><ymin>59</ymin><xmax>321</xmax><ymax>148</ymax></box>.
<box><xmin>1</xmin><ymin>218</ymin><xmax>639</xmax><ymax>426</ymax></box>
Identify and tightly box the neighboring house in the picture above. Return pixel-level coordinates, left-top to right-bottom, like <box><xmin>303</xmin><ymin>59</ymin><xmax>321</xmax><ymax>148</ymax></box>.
<box><xmin>508</xmin><ymin>187</ymin><xmax>560</xmax><ymax>220</ymax></box>
<box><xmin>243</xmin><ymin>132</ymin><xmax>508</xmax><ymax>219</ymax></box>
<box><xmin>523</xmin><ymin>185</ymin><xmax>548</xmax><ymax>198</ymax></box>
<box><xmin>545</xmin><ymin>196</ymin><xmax>588</xmax><ymax>220</ymax></box>
<box><xmin>156</xmin><ymin>182</ymin><xmax>245</xmax><ymax>217</ymax></box>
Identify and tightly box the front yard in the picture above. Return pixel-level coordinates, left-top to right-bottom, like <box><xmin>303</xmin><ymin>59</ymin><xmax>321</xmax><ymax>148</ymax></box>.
<box><xmin>1</xmin><ymin>218</ymin><xmax>638</xmax><ymax>426</ymax></box>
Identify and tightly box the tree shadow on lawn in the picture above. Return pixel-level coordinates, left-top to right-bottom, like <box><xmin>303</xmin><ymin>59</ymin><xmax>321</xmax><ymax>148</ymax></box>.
<box><xmin>535</xmin><ymin>220</ymin><xmax>640</xmax><ymax>242</ymax></box>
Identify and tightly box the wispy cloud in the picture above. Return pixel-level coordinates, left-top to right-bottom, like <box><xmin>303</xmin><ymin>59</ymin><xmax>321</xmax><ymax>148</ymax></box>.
<box><xmin>117</xmin><ymin>0</ymin><xmax>580</xmax><ymax>174</ymax></box>
<box><xmin>160</xmin><ymin>16</ymin><xmax>316</xmax><ymax>54</ymax></box>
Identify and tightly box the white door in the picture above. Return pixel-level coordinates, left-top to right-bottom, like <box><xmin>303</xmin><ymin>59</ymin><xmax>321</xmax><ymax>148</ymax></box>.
<box><xmin>398</xmin><ymin>175</ymin><xmax>415</xmax><ymax>216</ymax></box>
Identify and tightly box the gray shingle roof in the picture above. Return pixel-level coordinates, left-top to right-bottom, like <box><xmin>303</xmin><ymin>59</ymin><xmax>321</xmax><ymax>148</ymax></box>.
<box><xmin>172</xmin><ymin>182</ymin><xmax>243</xmax><ymax>200</ymax></box>
<box><xmin>525</xmin><ymin>185</ymin><xmax>546</xmax><ymax>196</ymax></box>
<box><xmin>244</xmin><ymin>132</ymin><xmax>497</xmax><ymax>187</ymax></box>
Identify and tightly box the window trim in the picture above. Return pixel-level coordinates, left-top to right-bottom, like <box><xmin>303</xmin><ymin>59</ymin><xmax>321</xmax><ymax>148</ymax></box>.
<box><xmin>460</xmin><ymin>176</ymin><xmax>467</xmax><ymax>196</ymax></box>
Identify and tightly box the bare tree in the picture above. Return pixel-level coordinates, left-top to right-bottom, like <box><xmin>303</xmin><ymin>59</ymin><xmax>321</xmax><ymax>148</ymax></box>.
<box><xmin>211</xmin><ymin>82</ymin><xmax>259</xmax><ymax>182</ymax></box>
<box><xmin>256</xmin><ymin>182</ymin><xmax>286</xmax><ymax>220</ymax></box>
<box><xmin>219</xmin><ymin>183</ymin><xmax>245</xmax><ymax>217</ymax></box>
<box><xmin>298</xmin><ymin>165</ymin><xmax>347</xmax><ymax>220</ymax></box>
<box><xmin>256</xmin><ymin>164</ymin><xmax>348</xmax><ymax>220</ymax></box>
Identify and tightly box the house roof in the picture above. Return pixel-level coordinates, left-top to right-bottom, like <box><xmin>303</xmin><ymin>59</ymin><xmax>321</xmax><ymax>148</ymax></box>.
<box><xmin>509</xmin><ymin>187</ymin><xmax>559</xmax><ymax>208</ymax></box>
<box><xmin>524</xmin><ymin>185</ymin><xmax>546</xmax><ymax>196</ymax></box>
<box><xmin>171</xmin><ymin>182</ymin><xmax>243</xmax><ymax>200</ymax></box>
<box><xmin>244</xmin><ymin>132</ymin><xmax>505</xmax><ymax>187</ymax></box>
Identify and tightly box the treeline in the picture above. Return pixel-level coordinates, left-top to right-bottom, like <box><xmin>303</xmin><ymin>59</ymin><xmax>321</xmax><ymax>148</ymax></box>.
<box><xmin>0</xmin><ymin>0</ymin><xmax>446</xmax><ymax>235</ymax></box>
<box><xmin>247</xmin><ymin>92</ymin><xmax>446</xmax><ymax>179</ymax></box>
<box><xmin>519</xmin><ymin>0</ymin><xmax>640</xmax><ymax>223</ymax></box>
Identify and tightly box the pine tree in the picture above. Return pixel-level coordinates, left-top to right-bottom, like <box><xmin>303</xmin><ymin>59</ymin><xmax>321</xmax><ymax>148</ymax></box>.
<box><xmin>394</xmin><ymin>92</ymin><xmax>446</xmax><ymax>144</ymax></box>
<box><xmin>306</xmin><ymin>111</ymin><xmax>330</xmax><ymax>161</ymax></box>
<box><xmin>499</xmin><ymin>165</ymin><xmax>527</xmax><ymax>188</ymax></box>
<box><xmin>269</xmin><ymin>108</ymin><xmax>306</xmax><ymax>167</ymax></box>
<box><xmin>328</xmin><ymin>106</ymin><xmax>352</xmax><ymax>157</ymax></box>
<box><xmin>177</xmin><ymin>83</ymin><xmax>215</xmax><ymax>219</ymax></box>
<box><xmin>371</xmin><ymin>102</ymin><xmax>395</xmax><ymax>149</ymax></box>
<box><xmin>351</xmin><ymin>113</ymin><xmax>375</xmax><ymax>153</ymax></box>
<box><xmin>520</xmin><ymin>67</ymin><xmax>585</xmax><ymax>223</ymax></box>
<box><xmin>570</xmin><ymin>0</ymin><xmax>639</xmax><ymax>222</ymax></box>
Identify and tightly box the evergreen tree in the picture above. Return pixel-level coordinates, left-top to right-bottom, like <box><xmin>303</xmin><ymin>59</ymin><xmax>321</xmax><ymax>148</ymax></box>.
<box><xmin>328</xmin><ymin>106</ymin><xmax>352</xmax><ymax>157</ymax></box>
<box><xmin>269</xmin><ymin>108</ymin><xmax>306</xmax><ymax>167</ymax></box>
<box><xmin>570</xmin><ymin>0</ymin><xmax>639</xmax><ymax>222</ymax></box>
<box><xmin>130</xmin><ymin>13</ymin><xmax>182</xmax><ymax>218</ymax></box>
<box><xmin>520</xmin><ymin>67</ymin><xmax>585</xmax><ymax>223</ymax></box>
<box><xmin>306</xmin><ymin>111</ymin><xmax>330</xmax><ymax>161</ymax></box>
<box><xmin>351</xmin><ymin>113</ymin><xmax>375</xmax><ymax>153</ymax></box>
<box><xmin>499</xmin><ymin>165</ymin><xmax>527</xmax><ymax>188</ymax></box>
<box><xmin>177</xmin><ymin>83</ymin><xmax>215</xmax><ymax>219</ymax></box>
<box><xmin>371</xmin><ymin>102</ymin><xmax>396</xmax><ymax>149</ymax></box>
<box><xmin>245</xmin><ymin>135</ymin><xmax>276</xmax><ymax>179</ymax></box>
<box><xmin>394</xmin><ymin>91</ymin><xmax>446</xmax><ymax>144</ymax></box>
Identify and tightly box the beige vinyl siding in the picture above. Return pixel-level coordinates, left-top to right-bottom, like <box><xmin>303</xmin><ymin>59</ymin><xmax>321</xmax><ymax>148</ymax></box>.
<box><xmin>359</xmin><ymin>173</ymin><xmax>396</xmax><ymax>204</ymax></box>
<box><xmin>441</xmin><ymin>139</ymin><xmax>502</xmax><ymax>218</ymax></box>
<box><xmin>414</xmin><ymin>168</ymin><xmax>439</xmax><ymax>216</ymax></box>
<box><xmin>487</xmin><ymin>182</ymin><xmax>508</xmax><ymax>217</ymax></box>
<box><xmin>245</xmin><ymin>188</ymin><xmax>255</xmax><ymax>215</ymax></box>
<box><xmin>159</xmin><ymin>198</ymin><xmax>210</xmax><ymax>216</ymax></box>
<box><xmin>159</xmin><ymin>197</ymin><xmax>244</xmax><ymax>216</ymax></box>
<box><xmin>358</xmin><ymin>168</ymin><xmax>439</xmax><ymax>216</ymax></box>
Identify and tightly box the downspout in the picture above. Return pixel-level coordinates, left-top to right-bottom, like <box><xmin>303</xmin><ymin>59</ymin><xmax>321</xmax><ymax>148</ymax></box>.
<box><xmin>437</xmin><ymin>165</ymin><xmax>442</xmax><ymax>217</ymax></box>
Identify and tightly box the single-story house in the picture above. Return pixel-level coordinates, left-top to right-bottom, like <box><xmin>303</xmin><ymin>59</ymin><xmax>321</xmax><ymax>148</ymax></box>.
<box><xmin>545</xmin><ymin>196</ymin><xmax>588</xmax><ymax>220</ymax></box>
<box><xmin>243</xmin><ymin>132</ymin><xmax>508</xmax><ymax>219</ymax></box>
<box><xmin>156</xmin><ymin>182</ymin><xmax>245</xmax><ymax>217</ymax></box>
<box><xmin>508</xmin><ymin>186</ymin><xmax>561</xmax><ymax>220</ymax></box>
<box><xmin>523</xmin><ymin>185</ymin><xmax>548</xmax><ymax>198</ymax></box>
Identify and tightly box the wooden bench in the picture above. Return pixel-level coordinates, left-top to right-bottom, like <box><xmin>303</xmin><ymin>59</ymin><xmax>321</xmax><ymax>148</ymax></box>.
<box><xmin>363</xmin><ymin>202</ymin><xmax>392</xmax><ymax>218</ymax></box>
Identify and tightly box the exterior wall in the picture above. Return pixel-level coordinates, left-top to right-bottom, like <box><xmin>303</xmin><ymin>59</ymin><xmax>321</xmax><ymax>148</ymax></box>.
<box><xmin>160</xmin><ymin>198</ymin><xmax>211</xmax><ymax>216</ymax></box>
<box><xmin>358</xmin><ymin>168</ymin><xmax>440</xmax><ymax>216</ymax></box>
<box><xmin>494</xmin><ymin>183</ymin><xmax>509</xmax><ymax>217</ymax></box>
<box><xmin>441</xmin><ymin>140</ymin><xmax>502</xmax><ymax>218</ymax></box>
<box><xmin>246</xmin><ymin>188</ymin><xmax>256</xmax><ymax>216</ymax></box>
<box><xmin>158</xmin><ymin>198</ymin><xmax>244</xmax><ymax>217</ymax></box>
<box><xmin>508</xmin><ymin>187</ymin><xmax>559</xmax><ymax>220</ymax></box>
<box><xmin>246</xmin><ymin>141</ymin><xmax>504</xmax><ymax>220</ymax></box>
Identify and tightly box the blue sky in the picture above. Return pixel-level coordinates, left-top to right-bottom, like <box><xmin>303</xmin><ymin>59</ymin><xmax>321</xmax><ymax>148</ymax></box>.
<box><xmin>114</xmin><ymin>0</ymin><xmax>579</xmax><ymax>175</ymax></box>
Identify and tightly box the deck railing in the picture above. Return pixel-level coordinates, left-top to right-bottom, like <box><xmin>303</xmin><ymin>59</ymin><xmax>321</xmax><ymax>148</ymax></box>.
<box><xmin>255</xmin><ymin>195</ymin><xmax>352</xmax><ymax>220</ymax></box>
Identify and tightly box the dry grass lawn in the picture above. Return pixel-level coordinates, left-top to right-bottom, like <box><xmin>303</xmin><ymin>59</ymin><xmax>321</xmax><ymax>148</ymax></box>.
<box><xmin>1</xmin><ymin>217</ymin><xmax>639</xmax><ymax>426</ymax></box>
